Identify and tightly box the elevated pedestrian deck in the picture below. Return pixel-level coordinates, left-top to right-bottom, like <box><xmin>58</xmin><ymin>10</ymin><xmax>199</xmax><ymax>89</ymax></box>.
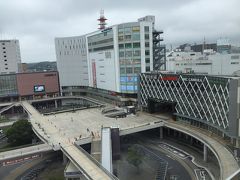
<box><xmin>21</xmin><ymin>101</ymin><xmax>118</xmax><ymax>180</ymax></box>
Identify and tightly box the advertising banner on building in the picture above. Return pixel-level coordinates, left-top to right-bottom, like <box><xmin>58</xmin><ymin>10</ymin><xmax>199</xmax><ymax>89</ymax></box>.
<box><xmin>92</xmin><ymin>60</ymin><xmax>97</xmax><ymax>88</ymax></box>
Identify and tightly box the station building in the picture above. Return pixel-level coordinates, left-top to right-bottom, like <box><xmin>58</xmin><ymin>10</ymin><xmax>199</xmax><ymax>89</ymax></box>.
<box><xmin>55</xmin><ymin>16</ymin><xmax>165</xmax><ymax>105</ymax></box>
<box><xmin>0</xmin><ymin>71</ymin><xmax>60</xmax><ymax>102</ymax></box>
<box><xmin>138</xmin><ymin>72</ymin><xmax>240</xmax><ymax>146</ymax></box>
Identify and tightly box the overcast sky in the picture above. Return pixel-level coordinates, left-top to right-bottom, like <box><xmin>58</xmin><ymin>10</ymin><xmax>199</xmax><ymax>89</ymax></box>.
<box><xmin>0</xmin><ymin>0</ymin><xmax>239</xmax><ymax>63</ymax></box>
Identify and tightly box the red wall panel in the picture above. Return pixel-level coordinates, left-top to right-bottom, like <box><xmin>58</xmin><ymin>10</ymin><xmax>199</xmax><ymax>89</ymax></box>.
<box><xmin>16</xmin><ymin>72</ymin><xmax>59</xmax><ymax>96</ymax></box>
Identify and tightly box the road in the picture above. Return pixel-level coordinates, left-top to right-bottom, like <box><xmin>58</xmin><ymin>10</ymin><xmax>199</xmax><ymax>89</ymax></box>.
<box><xmin>143</xmin><ymin>144</ymin><xmax>192</xmax><ymax>180</ymax></box>
<box><xmin>131</xmin><ymin>133</ymin><xmax>212</xmax><ymax>180</ymax></box>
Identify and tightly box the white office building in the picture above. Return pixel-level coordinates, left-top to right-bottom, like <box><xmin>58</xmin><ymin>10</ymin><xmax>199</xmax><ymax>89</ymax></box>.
<box><xmin>0</xmin><ymin>40</ymin><xmax>22</xmax><ymax>74</ymax></box>
<box><xmin>55</xmin><ymin>16</ymin><xmax>158</xmax><ymax>102</ymax></box>
<box><xmin>166</xmin><ymin>51</ymin><xmax>240</xmax><ymax>75</ymax></box>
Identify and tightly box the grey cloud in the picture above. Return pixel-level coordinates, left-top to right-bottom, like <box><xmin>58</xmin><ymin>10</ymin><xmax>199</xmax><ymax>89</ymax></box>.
<box><xmin>0</xmin><ymin>0</ymin><xmax>239</xmax><ymax>62</ymax></box>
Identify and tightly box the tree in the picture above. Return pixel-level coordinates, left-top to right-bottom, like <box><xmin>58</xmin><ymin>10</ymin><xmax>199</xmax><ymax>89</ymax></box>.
<box><xmin>6</xmin><ymin>120</ymin><xmax>33</xmax><ymax>146</ymax></box>
<box><xmin>126</xmin><ymin>145</ymin><xmax>143</xmax><ymax>172</ymax></box>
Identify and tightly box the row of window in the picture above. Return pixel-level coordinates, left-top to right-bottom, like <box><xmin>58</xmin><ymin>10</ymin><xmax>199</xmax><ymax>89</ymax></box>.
<box><xmin>119</xmin><ymin>59</ymin><xmax>141</xmax><ymax>65</ymax></box>
<box><xmin>119</xmin><ymin>50</ymin><xmax>141</xmax><ymax>58</ymax></box>
<box><xmin>88</xmin><ymin>38</ymin><xmax>113</xmax><ymax>47</ymax></box>
<box><xmin>118</xmin><ymin>26</ymin><xmax>149</xmax><ymax>33</ymax></box>
<box><xmin>118</xmin><ymin>34</ymin><xmax>140</xmax><ymax>42</ymax></box>
<box><xmin>59</xmin><ymin>50</ymin><xmax>86</xmax><ymax>56</ymax></box>
<box><xmin>120</xmin><ymin>76</ymin><xmax>138</xmax><ymax>82</ymax></box>
<box><xmin>119</xmin><ymin>58</ymin><xmax>150</xmax><ymax>65</ymax></box>
<box><xmin>118</xmin><ymin>26</ymin><xmax>140</xmax><ymax>33</ymax></box>
<box><xmin>120</xmin><ymin>67</ymin><xmax>141</xmax><ymax>74</ymax></box>
<box><xmin>58</xmin><ymin>38</ymin><xmax>86</xmax><ymax>46</ymax></box>
<box><xmin>120</xmin><ymin>85</ymin><xmax>138</xmax><ymax>92</ymax></box>
<box><xmin>119</xmin><ymin>42</ymin><xmax>140</xmax><ymax>49</ymax></box>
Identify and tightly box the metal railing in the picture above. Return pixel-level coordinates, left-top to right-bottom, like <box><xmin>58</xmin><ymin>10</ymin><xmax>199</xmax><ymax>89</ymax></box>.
<box><xmin>74</xmin><ymin>142</ymin><xmax>119</xmax><ymax>180</ymax></box>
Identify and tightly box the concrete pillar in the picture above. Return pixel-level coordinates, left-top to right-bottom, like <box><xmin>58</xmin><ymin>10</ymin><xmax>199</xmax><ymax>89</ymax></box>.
<box><xmin>63</xmin><ymin>153</ymin><xmax>68</xmax><ymax>165</ymax></box>
<box><xmin>203</xmin><ymin>144</ymin><xmax>208</xmax><ymax>162</ymax></box>
<box><xmin>160</xmin><ymin>127</ymin><xmax>163</xmax><ymax>139</ymax></box>
<box><xmin>236</xmin><ymin>139</ymin><xmax>239</xmax><ymax>148</ymax></box>
<box><xmin>231</xmin><ymin>138</ymin><xmax>235</xmax><ymax>145</ymax></box>
<box><xmin>173</xmin><ymin>130</ymin><xmax>177</xmax><ymax>137</ymax></box>
<box><xmin>178</xmin><ymin>132</ymin><xmax>181</xmax><ymax>139</ymax></box>
<box><xmin>167</xmin><ymin>128</ymin><xmax>170</xmax><ymax>136</ymax></box>
<box><xmin>55</xmin><ymin>100</ymin><xmax>58</xmax><ymax>108</ymax></box>
<box><xmin>222</xmin><ymin>132</ymin><xmax>225</xmax><ymax>139</ymax></box>
<box><xmin>190</xmin><ymin>136</ymin><xmax>193</xmax><ymax>145</ymax></box>
<box><xmin>11</xmin><ymin>107</ymin><xmax>14</xmax><ymax>114</ymax></box>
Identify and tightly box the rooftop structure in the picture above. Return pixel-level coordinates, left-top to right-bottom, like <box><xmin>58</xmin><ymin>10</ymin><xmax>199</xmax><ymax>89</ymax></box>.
<box><xmin>98</xmin><ymin>9</ymin><xmax>107</xmax><ymax>30</ymax></box>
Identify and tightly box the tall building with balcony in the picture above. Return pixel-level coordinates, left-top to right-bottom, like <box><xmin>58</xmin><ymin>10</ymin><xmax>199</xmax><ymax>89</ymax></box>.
<box><xmin>0</xmin><ymin>40</ymin><xmax>22</xmax><ymax>74</ymax></box>
<box><xmin>55</xmin><ymin>16</ymin><xmax>164</xmax><ymax>104</ymax></box>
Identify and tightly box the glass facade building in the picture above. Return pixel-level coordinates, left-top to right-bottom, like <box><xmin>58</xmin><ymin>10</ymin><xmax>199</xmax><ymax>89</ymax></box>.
<box><xmin>0</xmin><ymin>74</ymin><xmax>18</xmax><ymax>97</ymax></box>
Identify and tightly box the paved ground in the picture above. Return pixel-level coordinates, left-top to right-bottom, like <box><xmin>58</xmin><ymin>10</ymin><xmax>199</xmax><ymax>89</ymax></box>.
<box><xmin>46</xmin><ymin>108</ymin><xmax>161</xmax><ymax>143</ymax></box>
<box><xmin>21</xmin><ymin>101</ymin><xmax>118</xmax><ymax>180</ymax></box>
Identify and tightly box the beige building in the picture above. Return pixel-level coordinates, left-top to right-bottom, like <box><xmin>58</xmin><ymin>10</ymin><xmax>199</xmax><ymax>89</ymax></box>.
<box><xmin>0</xmin><ymin>40</ymin><xmax>22</xmax><ymax>74</ymax></box>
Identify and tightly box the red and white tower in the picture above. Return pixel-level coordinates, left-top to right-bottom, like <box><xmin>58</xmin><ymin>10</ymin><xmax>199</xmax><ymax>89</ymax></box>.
<box><xmin>98</xmin><ymin>9</ymin><xmax>107</xmax><ymax>30</ymax></box>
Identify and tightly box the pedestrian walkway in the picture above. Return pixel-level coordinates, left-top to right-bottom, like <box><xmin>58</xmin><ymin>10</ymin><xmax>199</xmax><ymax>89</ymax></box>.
<box><xmin>0</xmin><ymin>143</ymin><xmax>52</xmax><ymax>161</ymax></box>
<box><xmin>21</xmin><ymin>101</ymin><xmax>118</xmax><ymax>180</ymax></box>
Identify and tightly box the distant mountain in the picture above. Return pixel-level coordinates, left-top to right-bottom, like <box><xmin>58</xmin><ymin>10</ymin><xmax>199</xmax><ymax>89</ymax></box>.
<box><xmin>26</xmin><ymin>61</ymin><xmax>57</xmax><ymax>72</ymax></box>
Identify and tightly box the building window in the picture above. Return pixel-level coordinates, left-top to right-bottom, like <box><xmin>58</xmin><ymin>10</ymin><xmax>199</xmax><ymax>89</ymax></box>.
<box><xmin>4</xmin><ymin>55</ymin><xmax>6</xmax><ymax>58</ymax></box>
<box><xmin>132</xmin><ymin>34</ymin><xmax>140</xmax><ymax>41</ymax></box>
<box><xmin>133</xmin><ymin>42</ymin><xmax>140</xmax><ymax>48</ymax></box>
<box><xmin>118</xmin><ymin>36</ymin><xmax>124</xmax><ymax>41</ymax></box>
<box><xmin>120</xmin><ymin>67</ymin><xmax>126</xmax><ymax>74</ymax></box>
<box><xmin>132</xmin><ymin>26</ymin><xmax>140</xmax><ymax>32</ymax></box>
<box><xmin>146</xmin><ymin>66</ymin><xmax>150</xmax><ymax>72</ymax></box>
<box><xmin>145</xmin><ymin>58</ymin><xmax>150</xmax><ymax>63</ymax></box>
<box><xmin>144</xmin><ymin>26</ymin><xmax>149</xmax><ymax>32</ymax></box>
<box><xmin>118</xmin><ymin>28</ymin><xmax>124</xmax><ymax>32</ymax></box>
<box><xmin>119</xmin><ymin>44</ymin><xmax>124</xmax><ymax>49</ymax></box>
<box><xmin>119</xmin><ymin>51</ymin><xmax>125</xmax><ymax>58</ymax></box>
<box><xmin>125</xmin><ymin>43</ymin><xmax>132</xmax><ymax>48</ymax></box>
<box><xmin>145</xmin><ymin>50</ymin><xmax>150</xmax><ymax>56</ymax></box>
<box><xmin>126</xmin><ymin>67</ymin><xmax>133</xmax><ymax>74</ymax></box>
<box><xmin>2</xmin><ymin>43</ymin><xmax>5</xmax><ymax>45</ymax></box>
<box><xmin>145</xmin><ymin>42</ymin><xmax>149</xmax><ymax>47</ymax></box>
<box><xmin>3</xmin><ymin>51</ymin><xmax>6</xmax><ymax>53</ymax></box>
<box><xmin>5</xmin><ymin>68</ymin><xmax>8</xmax><ymax>70</ymax></box>
<box><xmin>125</xmin><ymin>51</ymin><xmax>132</xmax><ymax>57</ymax></box>
<box><xmin>133</xmin><ymin>50</ymin><xmax>141</xmax><ymax>57</ymax></box>
<box><xmin>124</xmin><ymin>35</ymin><xmax>131</xmax><ymax>41</ymax></box>
<box><xmin>2</xmin><ymin>47</ymin><xmax>6</xmax><ymax>49</ymax></box>
<box><xmin>145</xmin><ymin>34</ymin><xmax>149</xmax><ymax>40</ymax></box>
<box><xmin>124</xmin><ymin>27</ymin><xmax>132</xmax><ymax>33</ymax></box>
<box><xmin>5</xmin><ymin>63</ymin><xmax>7</xmax><ymax>66</ymax></box>
<box><xmin>133</xmin><ymin>58</ymin><xmax>141</xmax><ymax>64</ymax></box>
<box><xmin>134</xmin><ymin>67</ymin><xmax>141</xmax><ymax>74</ymax></box>
<box><xmin>4</xmin><ymin>59</ymin><xmax>7</xmax><ymax>62</ymax></box>
<box><xmin>231</xmin><ymin>55</ymin><xmax>239</xmax><ymax>59</ymax></box>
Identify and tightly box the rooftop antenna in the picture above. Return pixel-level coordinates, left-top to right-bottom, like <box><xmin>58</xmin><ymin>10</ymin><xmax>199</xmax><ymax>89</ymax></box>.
<box><xmin>98</xmin><ymin>9</ymin><xmax>107</xmax><ymax>30</ymax></box>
